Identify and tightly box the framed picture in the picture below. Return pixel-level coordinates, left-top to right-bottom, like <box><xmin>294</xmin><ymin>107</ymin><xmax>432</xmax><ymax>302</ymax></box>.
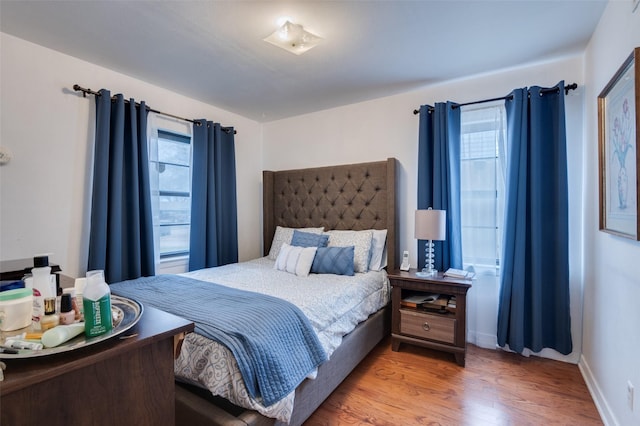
<box><xmin>598</xmin><ymin>47</ymin><xmax>640</xmax><ymax>240</ymax></box>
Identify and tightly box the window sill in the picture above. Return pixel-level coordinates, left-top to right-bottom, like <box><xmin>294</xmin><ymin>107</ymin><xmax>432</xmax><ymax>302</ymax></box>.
<box><xmin>158</xmin><ymin>255</ymin><xmax>189</xmax><ymax>274</ymax></box>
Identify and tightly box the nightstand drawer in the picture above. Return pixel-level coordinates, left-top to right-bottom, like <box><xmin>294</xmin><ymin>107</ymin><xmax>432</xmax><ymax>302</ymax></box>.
<box><xmin>400</xmin><ymin>309</ymin><xmax>456</xmax><ymax>344</ymax></box>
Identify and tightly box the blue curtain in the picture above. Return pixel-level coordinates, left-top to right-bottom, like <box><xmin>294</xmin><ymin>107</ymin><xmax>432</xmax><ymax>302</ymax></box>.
<box><xmin>497</xmin><ymin>82</ymin><xmax>572</xmax><ymax>355</ymax></box>
<box><xmin>417</xmin><ymin>102</ymin><xmax>463</xmax><ymax>272</ymax></box>
<box><xmin>88</xmin><ymin>90</ymin><xmax>155</xmax><ymax>283</ymax></box>
<box><xmin>189</xmin><ymin>120</ymin><xmax>238</xmax><ymax>270</ymax></box>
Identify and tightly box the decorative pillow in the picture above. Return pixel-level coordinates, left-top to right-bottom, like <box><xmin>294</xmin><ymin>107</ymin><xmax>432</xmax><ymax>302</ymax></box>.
<box><xmin>311</xmin><ymin>246</ymin><xmax>355</xmax><ymax>276</ymax></box>
<box><xmin>274</xmin><ymin>242</ymin><xmax>292</xmax><ymax>271</ymax></box>
<box><xmin>291</xmin><ymin>230</ymin><xmax>329</xmax><ymax>248</ymax></box>
<box><xmin>268</xmin><ymin>226</ymin><xmax>324</xmax><ymax>260</ymax></box>
<box><xmin>368</xmin><ymin>229</ymin><xmax>388</xmax><ymax>271</ymax></box>
<box><xmin>274</xmin><ymin>243</ymin><xmax>317</xmax><ymax>277</ymax></box>
<box><xmin>325</xmin><ymin>230</ymin><xmax>373</xmax><ymax>273</ymax></box>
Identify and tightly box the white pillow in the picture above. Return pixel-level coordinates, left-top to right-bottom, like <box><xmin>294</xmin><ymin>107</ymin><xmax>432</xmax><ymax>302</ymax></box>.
<box><xmin>274</xmin><ymin>242</ymin><xmax>317</xmax><ymax>277</ymax></box>
<box><xmin>268</xmin><ymin>226</ymin><xmax>324</xmax><ymax>260</ymax></box>
<box><xmin>325</xmin><ymin>230</ymin><xmax>373</xmax><ymax>273</ymax></box>
<box><xmin>368</xmin><ymin>229</ymin><xmax>388</xmax><ymax>271</ymax></box>
<box><xmin>274</xmin><ymin>243</ymin><xmax>293</xmax><ymax>271</ymax></box>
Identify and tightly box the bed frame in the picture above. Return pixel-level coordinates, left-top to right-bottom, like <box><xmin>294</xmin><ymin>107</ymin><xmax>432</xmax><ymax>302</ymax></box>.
<box><xmin>175</xmin><ymin>158</ymin><xmax>397</xmax><ymax>426</ymax></box>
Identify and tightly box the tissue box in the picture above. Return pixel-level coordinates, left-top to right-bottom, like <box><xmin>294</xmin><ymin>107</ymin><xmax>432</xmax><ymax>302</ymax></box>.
<box><xmin>0</xmin><ymin>288</ymin><xmax>33</xmax><ymax>331</ymax></box>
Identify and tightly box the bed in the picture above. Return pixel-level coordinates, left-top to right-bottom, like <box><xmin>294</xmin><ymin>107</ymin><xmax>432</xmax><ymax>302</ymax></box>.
<box><xmin>112</xmin><ymin>158</ymin><xmax>397</xmax><ymax>426</ymax></box>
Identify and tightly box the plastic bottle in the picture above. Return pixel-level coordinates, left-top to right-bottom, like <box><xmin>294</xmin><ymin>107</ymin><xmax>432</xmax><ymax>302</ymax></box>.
<box><xmin>83</xmin><ymin>270</ymin><xmax>112</xmax><ymax>337</ymax></box>
<box><xmin>31</xmin><ymin>255</ymin><xmax>54</xmax><ymax>331</ymax></box>
<box><xmin>74</xmin><ymin>277</ymin><xmax>86</xmax><ymax>321</ymax></box>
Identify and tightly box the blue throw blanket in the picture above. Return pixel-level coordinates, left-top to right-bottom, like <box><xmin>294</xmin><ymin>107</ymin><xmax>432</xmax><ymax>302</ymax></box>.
<box><xmin>110</xmin><ymin>275</ymin><xmax>327</xmax><ymax>406</ymax></box>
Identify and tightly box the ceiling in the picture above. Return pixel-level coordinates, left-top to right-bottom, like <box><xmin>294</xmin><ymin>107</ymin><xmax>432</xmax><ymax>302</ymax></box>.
<box><xmin>0</xmin><ymin>0</ymin><xmax>607</xmax><ymax>122</ymax></box>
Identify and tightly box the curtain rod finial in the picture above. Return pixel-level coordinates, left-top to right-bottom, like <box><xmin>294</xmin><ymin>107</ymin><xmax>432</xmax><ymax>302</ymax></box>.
<box><xmin>565</xmin><ymin>83</ymin><xmax>578</xmax><ymax>95</ymax></box>
<box><xmin>73</xmin><ymin>84</ymin><xmax>88</xmax><ymax>97</ymax></box>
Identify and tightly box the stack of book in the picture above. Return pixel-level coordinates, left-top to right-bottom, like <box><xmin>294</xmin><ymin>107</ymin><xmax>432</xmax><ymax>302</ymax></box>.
<box><xmin>401</xmin><ymin>293</ymin><xmax>438</xmax><ymax>309</ymax></box>
<box><xmin>401</xmin><ymin>293</ymin><xmax>450</xmax><ymax>313</ymax></box>
<box><xmin>446</xmin><ymin>296</ymin><xmax>456</xmax><ymax>313</ymax></box>
<box><xmin>443</xmin><ymin>268</ymin><xmax>475</xmax><ymax>279</ymax></box>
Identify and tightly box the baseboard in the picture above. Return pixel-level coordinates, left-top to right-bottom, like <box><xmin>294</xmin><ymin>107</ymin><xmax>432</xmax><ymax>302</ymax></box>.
<box><xmin>467</xmin><ymin>330</ymin><xmax>497</xmax><ymax>350</ymax></box>
<box><xmin>579</xmin><ymin>353</ymin><xmax>616</xmax><ymax>425</ymax></box>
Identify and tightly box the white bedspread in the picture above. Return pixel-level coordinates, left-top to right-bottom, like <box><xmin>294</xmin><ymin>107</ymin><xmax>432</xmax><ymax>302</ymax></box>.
<box><xmin>174</xmin><ymin>257</ymin><xmax>390</xmax><ymax>422</ymax></box>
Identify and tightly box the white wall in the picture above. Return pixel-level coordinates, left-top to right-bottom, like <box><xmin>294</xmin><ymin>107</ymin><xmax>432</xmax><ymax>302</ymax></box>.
<box><xmin>263</xmin><ymin>55</ymin><xmax>586</xmax><ymax>364</ymax></box>
<box><xmin>0</xmin><ymin>33</ymin><xmax>264</xmax><ymax>278</ymax></box>
<box><xmin>581</xmin><ymin>2</ymin><xmax>640</xmax><ymax>425</ymax></box>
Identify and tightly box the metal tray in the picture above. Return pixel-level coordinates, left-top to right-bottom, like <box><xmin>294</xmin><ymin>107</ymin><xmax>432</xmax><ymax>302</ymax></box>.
<box><xmin>0</xmin><ymin>295</ymin><xmax>143</xmax><ymax>359</ymax></box>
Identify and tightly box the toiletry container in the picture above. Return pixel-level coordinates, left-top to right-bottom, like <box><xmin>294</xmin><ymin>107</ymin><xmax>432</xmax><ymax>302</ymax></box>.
<box><xmin>83</xmin><ymin>270</ymin><xmax>112</xmax><ymax>337</ymax></box>
<box><xmin>63</xmin><ymin>287</ymin><xmax>81</xmax><ymax>321</ymax></box>
<box><xmin>42</xmin><ymin>323</ymin><xmax>85</xmax><ymax>348</ymax></box>
<box><xmin>0</xmin><ymin>288</ymin><xmax>33</xmax><ymax>331</ymax></box>
<box><xmin>74</xmin><ymin>277</ymin><xmax>86</xmax><ymax>321</ymax></box>
<box><xmin>59</xmin><ymin>293</ymin><xmax>75</xmax><ymax>325</ymax></box>
<box><xmin>31</xmin><ymin>255</ymin><xmax>55</xmax><ymax>330</ymax></box>
<box><xmin>40</xmin><ymin>297</ymin><xmax>59</xmax><ymax>331</ymax></box>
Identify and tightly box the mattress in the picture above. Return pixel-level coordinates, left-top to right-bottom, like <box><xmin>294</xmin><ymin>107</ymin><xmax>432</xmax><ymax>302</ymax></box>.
<box><xmin>174</xmin><ymin>257</ymin><xmax>390</xmax><ymax>422</ymax></box>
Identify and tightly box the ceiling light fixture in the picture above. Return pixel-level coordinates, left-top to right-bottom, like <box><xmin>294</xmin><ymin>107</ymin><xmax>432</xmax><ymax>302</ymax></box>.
<box><xmin>263</xmin><ymin>20</ymin><xmax>322</xmax><ymax>55</ymax></box>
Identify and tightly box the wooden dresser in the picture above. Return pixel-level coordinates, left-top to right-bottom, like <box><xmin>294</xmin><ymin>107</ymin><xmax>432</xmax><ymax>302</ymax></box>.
<box><xmin>1</xmin><ymin>305</ymin><xmax>193</xmax><ymax>426</ymax></box>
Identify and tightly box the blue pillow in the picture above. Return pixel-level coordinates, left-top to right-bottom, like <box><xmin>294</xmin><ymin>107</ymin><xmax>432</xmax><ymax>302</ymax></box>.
<box><xmin>311</xmin><ymin>246</ymin><xmax>355</xmax><ymax>276</ymax></box>
<box><xmin>291</xmin><ymin>230</ymin><xmax>329</xmax><ymax>248</ymax></box>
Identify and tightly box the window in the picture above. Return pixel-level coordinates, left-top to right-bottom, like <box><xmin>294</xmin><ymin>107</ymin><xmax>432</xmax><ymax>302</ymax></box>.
<box><xmin>460</xmin><ymin>103</ymin><xmax>506</xmax><ymax>273</ymax></box>
<box><xmin>149</xmin><ymin>129</ymin><xmax>192</xmax><ymax>259</ymax></box>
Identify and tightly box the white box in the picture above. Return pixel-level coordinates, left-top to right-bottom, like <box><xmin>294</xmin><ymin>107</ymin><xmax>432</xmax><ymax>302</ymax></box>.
<box><xmin>0</xmin><ymin>288</ymin><xmax>33</xmax><ymax>331</ymax></box>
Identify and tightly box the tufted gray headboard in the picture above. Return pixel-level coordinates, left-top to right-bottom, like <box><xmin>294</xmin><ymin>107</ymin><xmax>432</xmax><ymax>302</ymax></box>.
<box><xmin>263</xmin><ymin>158</ymin><xmax>397</xmax><ymax>271</ymax></box>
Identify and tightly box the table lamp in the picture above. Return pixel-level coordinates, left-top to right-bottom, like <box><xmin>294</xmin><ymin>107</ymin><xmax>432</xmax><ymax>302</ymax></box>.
<box><xmin>415</xmin><ymin>208</ymin><xmax>446</xmax><ymax>277</ymax></box>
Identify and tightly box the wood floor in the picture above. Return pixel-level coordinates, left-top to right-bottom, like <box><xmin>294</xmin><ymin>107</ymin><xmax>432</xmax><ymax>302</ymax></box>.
<box><xmin>305</xmin><ymin>337</ymin><xmax>602</xmax><ymax>425</ymax></box>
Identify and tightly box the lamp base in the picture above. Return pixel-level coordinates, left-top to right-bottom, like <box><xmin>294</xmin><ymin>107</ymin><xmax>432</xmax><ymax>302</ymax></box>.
<box><xmin>418</xmin><ymin>240</ymin><xmax>437</xmax><ymax>278</ymax></box>
<box><xmin>416</xmin><ymin>269</ymin><xmax>437</xmax><ymax>278</ymax></box>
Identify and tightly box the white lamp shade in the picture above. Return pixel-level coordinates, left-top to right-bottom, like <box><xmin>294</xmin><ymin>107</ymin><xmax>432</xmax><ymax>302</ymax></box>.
<box><xmin>415</xmin><ymin>209</ymin><xmax>446</xmax><ymax>241</ymax></box>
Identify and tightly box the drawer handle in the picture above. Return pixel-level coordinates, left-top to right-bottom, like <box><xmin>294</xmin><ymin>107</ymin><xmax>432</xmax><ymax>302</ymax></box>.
<box><xmin>422</xmin><ymin>322</ymin><xmax>430</xmax><ymax>332</ymax></box>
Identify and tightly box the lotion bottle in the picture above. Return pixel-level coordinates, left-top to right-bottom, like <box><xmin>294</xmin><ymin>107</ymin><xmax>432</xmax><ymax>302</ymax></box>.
<box><xmin>42</xmin><ymin>322</ymin><xmax>85</xmax><ymax>348</ymax></box>
<box><xmin>83</xmin><ymin>270</ymin><xmax>112</xmax><ymax>337</ymax></box>
<box><xmin>74</xmin><ymin>277</ymin><xmax>86</xmax><ymax>321</ymax></box>
<box><xmin>31</xmin><ymin>255</ymin><xmax>54</xmax><ymax>331</ymax></box>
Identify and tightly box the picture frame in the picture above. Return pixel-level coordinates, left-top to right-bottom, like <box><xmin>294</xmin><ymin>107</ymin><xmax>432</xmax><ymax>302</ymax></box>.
<box><xmin>598</xmin><ymin>47</ymin><xmax>640</xmax><ymax>240</ymax></box>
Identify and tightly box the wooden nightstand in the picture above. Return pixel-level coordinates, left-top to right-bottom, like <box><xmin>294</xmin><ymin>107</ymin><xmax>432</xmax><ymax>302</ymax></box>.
<box><xmin>388</xmin><ymin>269</ymin><xmax>471</xmax><ymax>367</ymax></box>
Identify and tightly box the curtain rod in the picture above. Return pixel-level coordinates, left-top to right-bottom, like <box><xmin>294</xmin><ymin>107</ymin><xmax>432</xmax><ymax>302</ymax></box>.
<box><xmin>412</xmin><ymin>82</ymin><xmax>578</xmax><ymax>115</ymax></box>
<box><xmin>73</xmin><ymin>84</ymin><xmax>236</xmax><ymax>134</ymax></box>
